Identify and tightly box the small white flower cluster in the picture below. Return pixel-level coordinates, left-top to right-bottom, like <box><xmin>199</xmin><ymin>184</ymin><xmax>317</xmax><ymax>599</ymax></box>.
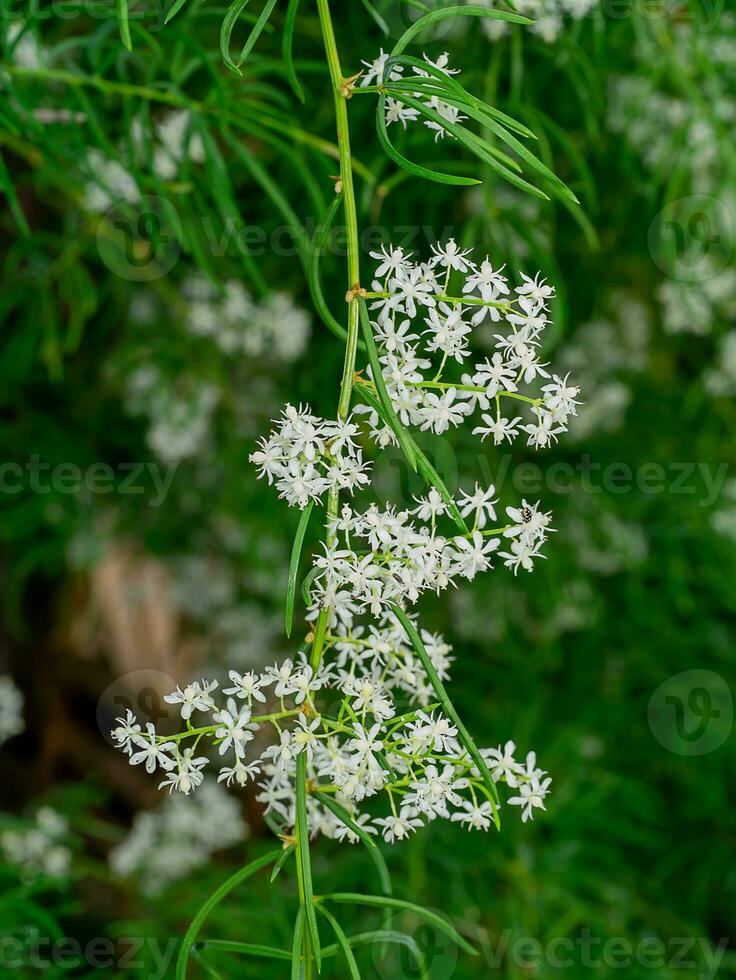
<box><xmin>361</xmin><ymin>51</ymin><xmax>465</xmax><ymax>141</ymax></box>
<box><xmin>250</xmin><ymin>404</ymin><xmax>372</xmax><ymax>508</ymax></box>
<box><xmin>7</xmin><ymin>19</ymin><xmax>44</xmax><ymax>69</ymax></box>
<box><xmin>469</xmin><ymin>0</ymin><xmax>599</xmax><ymax>44</ymax></box>
<box><xmin>705</xmin><ymin>332</ymin><xmax>736</xmax><ymax>397</ymax></box>
<box><xmin>309</xmin><ymin>493</ymin><xmax>553</xmax><ymax>638</ymax></box>
<box><xmin>183</xmin><ymin>276</ymin><xmax>311</xmax><ymax>361</ymax></box>
<box><xmin>83</xmin><ymin>148</ymin><xmax>141</xmax><ymax>213</ymax></box>
<box><xmin>710</xmin><ymin>479</ymin><xmax>736</xmax><ymax>544</ymax></box>
<box><xmin>83</xmin><ymin>109</ymin><xmax>205</xmax><ymax>211</ymax></box>
<box><xmin>125</xmin><ymin>364</ymin><xmax>219</xmax><ymax>464</ymax></box>
<box><xmin>363</xmin><ymin>241</ymin><xmax>580</xmax><ymax>448</ymax></box>
<box><xmin>112</xmin><ymin>655</ymin><xmax>551</xmax><ymax>841</ymax></box>
<box><xmin>109</xmin><ymin>782</ymin><xmax>247</xmax><ymax>895</ymax></box>
<box><xmin>0</xmin><ymin>676</ymin><xmax>24</xmax><ymax>746</ymax></box>
<box><xmin>133</xmin><ymin>109</ymin><xmax>206</xmax><ymax>182</ymax></box>
<box><xmin>657</xmin><ymin>267</ymin><xmax>736</xmax><ymax>338</ymax></box>
<box><xmin>608</xmin><ymin>18</ymin><xmax>736</xmax><ymax>196</ymax></box>
<box><xmin>1</xmin><ymin>807</ymin><xmax>71</xmax><ymax>882</ymax></box>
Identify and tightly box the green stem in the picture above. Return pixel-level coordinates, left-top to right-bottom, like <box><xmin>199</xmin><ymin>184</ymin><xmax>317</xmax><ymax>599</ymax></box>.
<box><xmin>409</xmin><ymin>381</ymin><xmax>542</xmax><ymax>405</ymax></box>
<box><xmin>310</xmin><ymin>0</ymin><xmax>362</xmax><ymax>675</ymax></box>
<box><xmin>294</xmin><ymin>6</ymin><xmax>363</xmax><ymax>978</ymax></box>
<box><xmin>363</xmin><ymin>289</ymin><xmax>515</xmax><ymax>311</ymax></box>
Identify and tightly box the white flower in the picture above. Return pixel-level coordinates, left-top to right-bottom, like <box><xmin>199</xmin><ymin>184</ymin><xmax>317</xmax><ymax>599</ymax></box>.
<box><xmin>418</xmin><ymin>389</ymin><xmax>472</xmax><ymax>434</ymax></box>
<box><xmin>374</xmin><ymin>809</ymin><xmax>424</xmax><ymax>843</ymax></box>
<box><xmin>129</xmin><ymin>725</ymin><xmax>176</xmax><ymax>774</ymax></box>
<box><xmin>263</xmin><ymin>730</ymin><xmax>295</xmax><ymax>771</ymax></box>
<box><xmin>224</xmin><ymin>670</ymin><xmax>268</xmax><ymax>704</ymax></box>
<box><xmin>360</xmin><ymin>49</ymin><xmax>403</xmax><ymax>87</ymax></box>
<box><xmin>218</xmin><ymin>760</ymin><xmax>262</xmax><ymax>787</ymax></box>
<box><xmin>508</xmin><ymin>776</ymin><xmax>552</xmax><ymax>822</ymax></box>
<box><xmin>515</xmin><ymin>271</ymin><xmax>555</xmax><ymax>305</ymax></box>
<box><xmin>471</xmin><ymin>353</ymin><xmax>517</xmax><ymax>398</ymax></box>
<box><xmin>385</xmin><ymin>97</ymin><xmax>420</xmax><ymax>129</ymax></box>
<box><xmin>504</xmin><ymin>500</ymin><xmax>554</xmax><ymax>544</ymax></box>
<box><xmin>451</xmin><ymin>800</ymin><xmax>495</xmax><ymax>831</ymax></box>
<box><xmin>111</xmin><ymin>709</ymin><xmax>141</xmax><ymax>757</ymax></box>
<box><xmin>473</xmin><ymin>414</ymin><xmax>522</xmax><ymax>445</ymax></box>
<box><xmin>457</xmin><ymin>483</ymin><xmax>497</xmax><ymax>528</ymax></box>
<box><xmin>498</xmin><ymin>538</ymin><xmax>546</xmax><ymax>575</ymax></box>
<box><xmin>521</xmin><ymin>409</ymin><xmax>566</xmax><ymax>449</ymax></box>
<box><xmin>213</xmin><ymin>699</ymin><xmax>254</xmax><ymax>758</ymax></box>
<box><xmin>159</xmin><ymin>751</ymin><xmax>208</xmax><ymax>794</ymax></box>
<box><xmin>452</xmin><ymin>531</ymin><xmax>499</xmax><ymax>579</ymax></box>
<box><xmin>293</xmin><ymin>714</ymin><xmax>322</xmax><ymax>758</ymax></box>
<box><xmin>430</xmin><ymin>238</ymin><xmax>474</xmax><ymax>273</ymax></box>
<box><xmin>483</xmin><ymin>740</ymin><xmax>522</xmax><ymax>787</ymax></box>
<box><xmin>164</xmin><ymin>680</ymin><xmax>219</xmax><ymax>720</ymax></box>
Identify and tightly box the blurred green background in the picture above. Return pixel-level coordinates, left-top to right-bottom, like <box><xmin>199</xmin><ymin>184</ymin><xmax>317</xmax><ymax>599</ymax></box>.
<box><xmin>0</xmin><ymin>0</ymin><xmax>734</xmax><ymax>977</ymax></box>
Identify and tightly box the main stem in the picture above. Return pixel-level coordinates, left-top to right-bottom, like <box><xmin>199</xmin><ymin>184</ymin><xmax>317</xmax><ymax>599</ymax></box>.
<box><xmin>310</xmin><ymin>0</ymin><xmax>362</xmax><ymax>674</ymax></box>
<box><xmin>297</xmin><ymin>4</ymin><xmax>362</xmax><ymax>978</ymax></box>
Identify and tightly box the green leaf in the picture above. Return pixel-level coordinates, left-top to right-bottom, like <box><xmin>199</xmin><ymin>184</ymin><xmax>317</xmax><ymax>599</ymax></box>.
<box><xmin>314</xmin><ymin>793</ymin><xmax>377</xmax><ymax>848</ymax></box>
<box><xmin>164</xmin><ymin>0</ymin><xmax>190</xmax><ymax>24</ymax></box>
<box><xmin>322</xmin><ymin>931</ymin><xmax>429</xmax><ymax>978</ymax></box>
<box><xmin>358</xmin><ymin>299</ymin><xmax>417</xmax><ymax>472</ymax></box>
<box><xmin>321</xmin><ymin>894</ymin><xmax>478</xmax><ymax>956</ymax></box>
<box><xmin>376</xmin><ymin>96</ymin><xmax>480</xmax><ymax>187</ymax></box>
<box><xmin>356</xmin><ymin>383</ymin><xmax>468</xmax><ymax>534</ymax></box>
<box><xmin>386</xmin><ymin>91</ymin><xmax>551</xmax><ymax>200</ymax></box>
<box><xmin>360</xmin><ymin>0</ymin><xmax>390</xmax><ymax>34</ymax></box>
<box><xmin>364</xmin><ymin>840</ymin><xmax>393</xmax><ymax>942</ymax></box>
<box><xmin>270</xmin><ymin>844</ymin><xmax>296</xmax><ymax>883</ymax></box>
<box><xmin>197</xmin><ymin>940</ymin><xmax>292</xmax><ymax>962</ymax></box>
<box><xmin>387</xmin><ymin>603</ymin><xmax>500</xmax><ymax>818</ymax></box>
<box><xmin>388</xmin><ymin>72</ymin><xmax>535</xmax><ymax>140</ymax></box>
<box><xmin>175</xmin><ymin>850</ymin><xmax>281</xmax><ymax>980</ymax></box>
<box><xmin>237</xmin><ymin>0</ymin><xmax>278</xmax><ymax>69</ymax></box>
<box><xmin>390</xmin><ymin>5</ymin><xmax>532</xmax><ymax>56</ymax></box>
<box><xmin>283</xmin><ymin>0</ymin><xmax>305</xmax><ymax>101</ymax></box>
<box><xmin>291</xmin><ymin>908</ymin><xmax>305</xmax><ymax>980</ymax></box>
<box><xmin>220</xmin><ymin>0</ymin><xmax>252</xmax><ymax>74</ymax></box>
<box><xmin>301</xmin><ymin>564</ymin><xmax>321</xmax><ymax>607</ymax></box>
<box><xmin>115</xmin><ymin>0</ymin><xmax>132</xmax><ymax>51</ymax></box>
<box><xmin>316</xmin><ymin>906</ymin><xmax>362</xmax><ymax>980</ymax></box>
<box><xmin>0</xmin><ymin>149</ymin><xmax>29</xmax><ymax>236</ymax></box>
<box><xmin>286</xmin><ymin>500</ymin><xmax>314</xmax><ymax>638</ymax></box>
<box><xmin>308</xmin><ymin>195</ymin><xmax>354</xmax><ymax>344</ymax></box>
<box><xmin>296</xmin><ymin>754</ymin><xmax>322</xmax><ymax>973</ymax></box>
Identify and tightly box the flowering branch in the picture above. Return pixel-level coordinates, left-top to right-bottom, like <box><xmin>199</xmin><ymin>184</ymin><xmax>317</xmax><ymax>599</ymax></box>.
<box><xmin>109</xmin><ymin>4</ymin><xmax>583</xmax><ymax>977</ymax></box>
